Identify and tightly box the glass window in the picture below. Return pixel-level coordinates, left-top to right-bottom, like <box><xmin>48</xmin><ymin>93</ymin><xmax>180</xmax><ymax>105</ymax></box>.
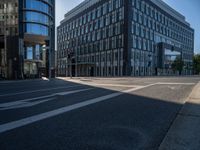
<box><xmin>119</xmin><ymin>8</ymin><xmax>124</xmax><ymax>20</ymax></box>
<box><xmin>138</xmin><ymin>38</ymin><xmax>141</xmax><ymax>49</ymax></box>
<box><xmin>100</xmin><ymin>17</ymin><xmax>104</xmax><ymax>28</ymax></box>
<box><xmin>103</xmin><ymin>3</ymin><xmax>107</xmax><ymax>15</ymax></box>
<box><xmin>97</xmin><ymin>7</ymin><xmax>101</xmax><ymax>17</ymax></box>
<box><xmin>143</xmin><ymin>16</ymin><xmax>147</xmax><ymax>26</ymax></box>
<box><xmin>25</xmin><ymin>11</ymin><xmax>49</xmax><ymax>25</ymax></box>
<box><xmin>108</xmin><ymin>0</ymin><xmax>112</xmax><ymax>12</ymax></box>
<box><xmin>141</xmin><ymin>26</ymin><xmax>144</xmax><ymax>37</ymax></box>
<box><xmin>92</xmin><ymin>10</ymin><xmax>96</xmax><ymax>20</ymax></box>
<box><xmin>116</xmin><ymin>0</ymin><xmax>120</xmax><ymax>8</ymax></box>
<box><xmin>94</xmin><ymin>20</ymin><xmax>98</xmax><ymax>30</ymax></box>
<box><xmin>112</xmin><ymin>11</ymin><xmax>116</xmax><ymax>23</ymax></box>
<box><xmin>143</xmin><ymin>39</ymin><xmax>146</xmax><ymax>50</ymax></box>
<box><xmin>35</xmin><ymin>44</ymin><xmax>41</xmax><ymax>60</ymax></box>
<box><xmin>133</xmin><ymin>9</ymin><xmax>137</xmax><ymax>21</ymax></box>
<box><xmin>141</xmin><ymin>2</ymin><xmax>145</xmax><ymax>12</ymax></box>
<box><xmin>133</xmin><ymin>36</ymin><xmax>137</xmax><ymax>48</ymax></box>
<box><xmin>25</xmin><ymin>0</ymin><xmax>50</xmax><ymax>14</ymax></box>
<box><xmin>136</xmin><ymin>0</ymin><xmax>140</xmax><ymax>9</ymax></box>
<box><xmin>106</xmin><ymin>15</ymin><xmax>110</xmax><ymax>26</ymax></box>
<box><xmin>136</xmin><ymin>23</ymin><xmax>139</xmax><ymax>35</ymax></box>
<box><xmin>27</xmin><ymin>47</ymin><xmax>33</xmax><ymax>59</ymax></box>
<box><xmin>25</xmin><ymin>23</ymin><xmax>48</xmax><ymax>36</ymax></box>
<box><xmin>132</xmin><ymin>0</ymin><xmax>135</xmax><ymax>6</ymax></box>
<box><xmin>88</xmin><ymin>12</ymin><xmax>91</xmax><ymax>22</ymax></box>
<box><xmin>146</xmin><ymin>5</ymin><xmax>149</xmax><ymax>15</ymax></box>
<box><xmin>139</xmin><ymin>14</ymin><xmax>142</xmax><ymax>24</ymax></box>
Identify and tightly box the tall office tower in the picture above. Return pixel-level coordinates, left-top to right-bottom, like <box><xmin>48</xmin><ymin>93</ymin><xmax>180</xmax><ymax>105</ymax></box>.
<box><xmin>0</xmin><ymin>0</ymin><xmax>55</xmax><ymax>79</ymax></box>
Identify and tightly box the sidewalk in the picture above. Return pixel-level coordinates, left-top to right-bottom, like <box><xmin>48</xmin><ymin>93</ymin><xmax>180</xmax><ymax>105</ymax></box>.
<box><xmin>159</xmin><ymin>81</ymin><xmax>200</xmax><ymax>150</ymax></box>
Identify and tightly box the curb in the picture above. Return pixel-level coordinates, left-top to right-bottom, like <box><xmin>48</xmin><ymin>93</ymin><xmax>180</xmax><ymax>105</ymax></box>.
<box><xmin>159</xmin><ymin>82</ymin><xmax>200</xmax><ymax>150</ymax></box>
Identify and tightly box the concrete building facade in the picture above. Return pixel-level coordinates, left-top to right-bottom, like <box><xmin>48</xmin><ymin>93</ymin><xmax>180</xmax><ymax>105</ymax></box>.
<box><xmin>57</xmin><ymin>0</ymin><xmax>194</xmax><ymax>77</ymax></box>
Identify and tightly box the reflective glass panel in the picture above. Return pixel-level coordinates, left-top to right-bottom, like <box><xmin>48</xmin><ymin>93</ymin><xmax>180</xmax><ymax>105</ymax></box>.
<box><xmin>25</xmin><ymin>12</ymin><xmax>49</xmax><ymax>25</ymax></box>
<box><xmin>25</xmin><ymin>23</ymin><xmax>48</xmax><ymax>36</ymax></box>
<box><xmin>25</xmin><ymin>0</ymin><xmax>50</xmax><ymax>14</ymax></box>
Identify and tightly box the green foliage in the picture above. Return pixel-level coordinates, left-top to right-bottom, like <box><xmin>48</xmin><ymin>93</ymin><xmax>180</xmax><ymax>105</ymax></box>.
<box><xmin>193</xmin><ymin>54</ymin><xmax>200</xmax><ymax>74</ymax></box>
<box><xmin>171</xmin><ymin>57</ymin><xmax>184</xmax><ymax>75</ymax></box>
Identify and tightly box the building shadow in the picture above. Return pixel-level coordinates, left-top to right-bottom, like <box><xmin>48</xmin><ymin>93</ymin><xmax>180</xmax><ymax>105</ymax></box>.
<box><xmin>0</xmin><ymin>77</ymin><xmax>199</xmax><ymax>150</ymax></box>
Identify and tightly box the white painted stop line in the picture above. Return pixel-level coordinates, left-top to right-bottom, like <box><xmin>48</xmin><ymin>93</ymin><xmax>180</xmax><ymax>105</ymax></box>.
<box><xmin>0</xmin><ymin>83</ymin><xmax>157</xmax><ymax>134</ymax></box>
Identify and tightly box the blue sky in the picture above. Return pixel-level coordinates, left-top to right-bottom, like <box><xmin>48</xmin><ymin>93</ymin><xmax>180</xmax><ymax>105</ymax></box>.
<box><xmin>56</xmin><ymin>0</ymin><xmax>200</xmax><ymax>53</ymax></box>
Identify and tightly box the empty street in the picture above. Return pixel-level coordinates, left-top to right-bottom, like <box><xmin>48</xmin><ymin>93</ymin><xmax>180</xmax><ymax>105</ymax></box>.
<box><xmin>0</xmin><ymin>77</ymin><xmax>199</xmax><ymax>150</ymax></box>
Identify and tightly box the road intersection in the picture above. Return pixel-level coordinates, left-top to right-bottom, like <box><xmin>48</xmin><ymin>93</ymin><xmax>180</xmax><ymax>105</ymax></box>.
<box><xmin>0</xmin><ymin>77</ymin><xmax>199</xmax><ymax>149</ymax></box>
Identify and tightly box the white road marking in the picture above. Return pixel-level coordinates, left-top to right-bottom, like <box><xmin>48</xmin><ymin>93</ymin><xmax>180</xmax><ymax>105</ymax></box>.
<box><xmin>0</xmin><ymin>98</ymin><xmax>55</xmax><ymax>110</ymax></box>
<box><xmin>79</xmin><ymin>83</ymin><xmax>139</xmax><ymax>88</ymax></box>
<box><xmin>0</xmin><ymin>83</ymin><xmax>156</xmax><ymax>134</ymax></box>
<box><xmin>0</xmin><ymin>85</ymin><xmax>83</xmax><ymax>97</ymax></box>
<box><xmin>0</xmin><ymin>95</ymin><xmax>52</xmax><ymax>107</ymax></box>
<box><xmin>0</xmin><ymin>88</ymin><xmax>93</xmax><ymax>110</ymax></box>
<box><xmin>157</xmin><ymin>82</ymin><xmax>195</xmax><ymax>85</ymax></box>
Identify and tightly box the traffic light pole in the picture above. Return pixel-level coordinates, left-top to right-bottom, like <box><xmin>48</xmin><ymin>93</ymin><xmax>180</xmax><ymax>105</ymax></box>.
<box><xmin>68</xmin><ymin>52</ymin><xmax>73</xmax><ymax>79</ymax></box>
<box><xmin>48</xmin><ymin>22</ymin><xmax>54</xmax><ymax>79</ymax></box>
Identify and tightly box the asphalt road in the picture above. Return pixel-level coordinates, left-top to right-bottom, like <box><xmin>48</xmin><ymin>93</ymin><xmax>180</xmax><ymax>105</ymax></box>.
<box><xmin>0</xmin><ymin>77</ymin><xmax>199</xmax><ymax>150</ymax></box>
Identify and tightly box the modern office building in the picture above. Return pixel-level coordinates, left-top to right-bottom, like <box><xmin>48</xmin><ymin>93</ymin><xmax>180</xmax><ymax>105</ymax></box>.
<box><xmin>57</xmin><ymin>0</ymin><xmax>194</xmax><ymax>77</ymax></box>
<box><xmin>0</xmin><ymin>0</ymin><xmax>55</xmax><ymax>79</ymax></box>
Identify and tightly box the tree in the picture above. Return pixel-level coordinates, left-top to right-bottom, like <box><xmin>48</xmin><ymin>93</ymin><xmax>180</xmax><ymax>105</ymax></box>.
<box><xmin>193</xmin><ymin>54</ymin><xmax>200</xmax><ymax>75</ymax></box>
<box><xmin>171</xmin><ymin>57</ymin><xmax>184</xmax><ymax>75</ymax></box>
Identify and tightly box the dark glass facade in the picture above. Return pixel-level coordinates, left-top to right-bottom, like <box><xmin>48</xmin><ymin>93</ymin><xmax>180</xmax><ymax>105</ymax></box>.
<box><xmin>0</xmin><ymin>0</ymin><xmax>55</xmax><ymax>79</ymax></box>
<box><xmin>22</xmin><ymin>0</ymin><xmax>55</xmax><ymax>78</ymax></box>
<box><xmin>0</xmin><ymin>0</ymin><xmax>19</xmax><ymax>79</ymax></box>
<box><xmin>57</xmin><ymin>0</ymin><xmax>194</xmax><ymax>77</ymax></box>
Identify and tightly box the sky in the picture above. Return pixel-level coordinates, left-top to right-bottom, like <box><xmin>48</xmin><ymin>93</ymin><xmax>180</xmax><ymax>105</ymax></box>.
<box><xmin>56</xmin><ymin>0</ymin><xmax>200</xmax><ymax>54</ymax></box>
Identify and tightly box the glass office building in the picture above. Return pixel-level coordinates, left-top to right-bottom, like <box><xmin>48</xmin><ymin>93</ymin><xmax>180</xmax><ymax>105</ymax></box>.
<box><xmin>57</xmin><ymin>0</ymin><xmax>194</xmax><ymax>77</ymax></box>
<box><xmin>0</xmin><ymin>0</ymin><xmax>55</xmax><ymax>79</ymax></box>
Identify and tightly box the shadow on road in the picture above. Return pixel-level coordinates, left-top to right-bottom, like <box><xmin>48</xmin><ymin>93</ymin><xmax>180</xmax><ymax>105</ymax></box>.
<box><xmin>0</xmin><ymin>77</ymin><xmax>197</xmax><ymax>150</ymax></box>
